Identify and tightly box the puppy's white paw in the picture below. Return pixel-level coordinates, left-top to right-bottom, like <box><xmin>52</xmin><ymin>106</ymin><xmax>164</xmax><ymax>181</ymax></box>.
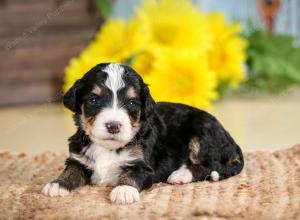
<box><xmin>41</xmin><ymin>182</ymin><xmax>70</xmax><ymax>197</ymax></box>
<box><xmin>211</xmin><ymin>171</ymin><xmax>220</xmax><ymax>181</ymax></box>
<box><xmin>167</xmin><ymin>165</ymin><xmax>193</xmax><ymax>185</ymax></box>
<box><xmin>110</xmin><ymin>185</ymin><xmax>140</xmax><ymax>204</ymax></box>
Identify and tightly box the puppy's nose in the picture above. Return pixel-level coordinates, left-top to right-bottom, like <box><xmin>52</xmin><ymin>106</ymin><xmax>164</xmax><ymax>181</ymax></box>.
<box><xmin>105</xmin><ymin>121</ymin><xmax>121</xmax><ymax>134</ymax></box>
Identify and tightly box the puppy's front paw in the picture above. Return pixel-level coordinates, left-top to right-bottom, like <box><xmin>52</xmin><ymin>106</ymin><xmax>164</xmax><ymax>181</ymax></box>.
<box><xmin>109</xmin><ymin>185</ymin><xmax>140</xmax><ymax>204</ymax></box>
<box><xmin>167</xmin><ymin>165</ymin><xmax>193</xmax><ymax>184</ymax></box>
<box><xmin>41</xmin><ymin>182</ymin><xmax>70</xmax><ymax>197</ymax></box>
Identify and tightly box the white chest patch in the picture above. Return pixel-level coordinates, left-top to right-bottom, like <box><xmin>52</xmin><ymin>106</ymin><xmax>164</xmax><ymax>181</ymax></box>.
<box><xmin>71</xmin><ymin>144</ymin><xmax>136</xmax><ymax>186</ymax></box>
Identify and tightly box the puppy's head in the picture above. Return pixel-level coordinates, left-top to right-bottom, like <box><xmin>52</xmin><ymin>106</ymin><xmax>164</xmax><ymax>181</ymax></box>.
<box><xmin>63</xmin><ymin>63</ymin><xmax>155</xmax><ymax>150</ymax></box>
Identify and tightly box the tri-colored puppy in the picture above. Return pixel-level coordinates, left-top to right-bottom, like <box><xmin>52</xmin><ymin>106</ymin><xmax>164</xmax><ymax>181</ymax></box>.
<box><xmin>42</xmin><ymin>63</ymin><xmax>244</xmax><ymax>204</ymax></box>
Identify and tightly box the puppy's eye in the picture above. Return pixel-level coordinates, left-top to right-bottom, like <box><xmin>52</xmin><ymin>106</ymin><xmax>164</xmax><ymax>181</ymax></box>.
<box><xmin>126</xmin><ymin>100</ymin><xmax>140</xmax><ymax>107</ymax></box>
<box><xmin>88</xmin><ymin>96</ymin><xmax>98</xmax><ymax>105</ymax></box>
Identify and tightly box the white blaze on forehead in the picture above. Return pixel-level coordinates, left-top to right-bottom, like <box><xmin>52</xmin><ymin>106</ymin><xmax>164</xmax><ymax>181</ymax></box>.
<box><xmin>103</xmin><ymin>63</ymin><xmax>125</xmax><ymax>109</ymax></box>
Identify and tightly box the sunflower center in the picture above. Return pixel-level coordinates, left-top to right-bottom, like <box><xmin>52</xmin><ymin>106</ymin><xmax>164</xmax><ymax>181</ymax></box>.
<box><xmin>152</xmin><ymin>23</ymin><xmax>178</xmax><ymax>45</ymax></box>
<box><xmin>174</xmin><ymin>71</ymin><xmax>195</xmax><ymax>95</ymax></box>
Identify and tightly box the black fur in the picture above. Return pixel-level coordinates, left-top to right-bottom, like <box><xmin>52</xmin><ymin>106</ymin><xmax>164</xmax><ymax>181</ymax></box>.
<box><xmin>52</xmin><ymin>159</ymin><xmax>92</xmax><ymax>191</ymax></box>
<box><xmin>55</xmin><ymin>63</ymin><xmax>244</xmax><ymax>193</ymax></box>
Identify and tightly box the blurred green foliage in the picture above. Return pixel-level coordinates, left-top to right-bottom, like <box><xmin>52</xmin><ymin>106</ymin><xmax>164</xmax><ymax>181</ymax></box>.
<box><xmin>94</xmin><ymin>0</ymin><xmax>113</xmax><ymax>19</ymax></box>
<box><xmin>245</xmin><ymin>30</ymin><xmax>300</xmax><ymax>92</ymax></box>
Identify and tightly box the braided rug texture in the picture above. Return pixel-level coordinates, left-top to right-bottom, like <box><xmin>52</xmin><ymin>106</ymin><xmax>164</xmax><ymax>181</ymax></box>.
<box><xmin>0</xmin><ymin>145</ymin><xmax>299</xmax><ymax>220</ymax></box>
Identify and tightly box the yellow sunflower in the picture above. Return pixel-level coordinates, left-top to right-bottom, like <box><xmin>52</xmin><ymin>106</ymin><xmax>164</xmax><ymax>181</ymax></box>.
<box><xmin>64</xmin><ymin>18</ymin><xmax>148</xmax><ymax>91</ymax></box>
<box><xmin>131</xmin><ymin>45</ymin><xmax>161</xmax><ymax>76</ymax></box>
<box><xmin>145</xmin><ymin>50</ymin><xmax>217</xmax><ymax>109</ymax></box>
<box><xmin>135</xmin><ymin>0</ymin><xmax>212</xmax><ymax>51</ymax></box>
<box><xmin>64</xmin><ymin>0</ymin><xmax>248</xmax><ymax>109</ymax></box>
<box><xmin>207</xmin><ymin>13</ymin><xmax>248</xmax><ymax>87</ymax></box>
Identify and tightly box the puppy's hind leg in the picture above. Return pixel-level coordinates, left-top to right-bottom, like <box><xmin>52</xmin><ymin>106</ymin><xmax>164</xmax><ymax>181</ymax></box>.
<box><xmin>188</xmin><ymin>137</ymin><xmax>244</xmax><ymax>181</ymax></box>
<box><xmin>167</xmin><ymin>137</ymin><xmax>210</xmax><ymax>184</ymax></box>
<box><xmin>167</xmin><ymin>163</ymin><xmax>213</xmax><ymax>184</ymax></box>
<box><xmin>185</xmin><ymin>136</ymin><xmax>216</xmax><ymax>182</ymax></box>
<box><xmin>209</xmin><ymin>150</ymin><xmax>244</xmax><ymax>181</ymax></box>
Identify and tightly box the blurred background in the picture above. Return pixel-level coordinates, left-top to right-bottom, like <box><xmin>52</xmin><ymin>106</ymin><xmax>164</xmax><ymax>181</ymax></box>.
<box><xmin>0</xmin><ymin>0</ymin><xmax>299</xmax><ymax>154</ymax></box>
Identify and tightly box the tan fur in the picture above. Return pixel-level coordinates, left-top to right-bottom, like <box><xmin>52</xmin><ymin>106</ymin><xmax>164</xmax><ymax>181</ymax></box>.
<box><xmin>227</xmin><ymin>154</ymin><xmax>241</xmax><ymax>165</ymax></box>
<box><xmin>92</xmin><ymin>85</ymin><xmax>102</xmax><ymax>96</ymax></box>
<box><xmin>118</xmin><ymin>174</ymin><xmax>140</xmax><ymax>191</ymax></box>
<box><xmin>80</xmin><ymin>105</ymin><xmax>95</xmax><ymax>135</ymax></box>
<box><xmin>127</xmin><ymin>145</ymin><xmax>144</xmax><ymax>159</ymax></box>
<box><xmin>126</xmin><ymin>87</ymin><xmax>136</xmax><ymax>98</ymax></box>
<box><xmin>130</xmin><ymin>111</ymin><xmax>141</xmax><ymax>128</ymax></box>
<box><xmin>188</xmin><ymin>137</ymin><xmax>201</xmax><ymax>164</ymax></box>
<box><xmin>86</xmin><ymin>117</ymin><xmax>95</xmax><ymax>127</ymax></box>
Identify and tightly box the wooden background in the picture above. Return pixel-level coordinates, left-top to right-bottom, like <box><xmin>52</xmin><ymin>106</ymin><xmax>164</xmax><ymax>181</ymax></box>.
<box><xmin>0</xmin><ymin>0</ymin><xmax>100</xmax><ymax>106</ymax></box>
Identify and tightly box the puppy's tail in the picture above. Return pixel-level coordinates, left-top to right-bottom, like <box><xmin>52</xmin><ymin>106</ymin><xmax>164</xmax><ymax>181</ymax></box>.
<box><xmin>210</xmin><ymin>146</ymin><xmax>244</xmax><ymax>181</ymax></box>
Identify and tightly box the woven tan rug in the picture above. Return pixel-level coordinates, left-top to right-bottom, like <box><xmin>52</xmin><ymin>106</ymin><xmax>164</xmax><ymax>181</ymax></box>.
<box><xmin>0</xmin><ymin>145</ymin><xmax>299</xmax><ymax>220</ymax></box>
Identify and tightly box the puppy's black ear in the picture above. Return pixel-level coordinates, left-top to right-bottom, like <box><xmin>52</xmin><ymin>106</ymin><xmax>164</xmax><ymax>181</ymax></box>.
<box><xmin>142</xmin><ymin>84</ymin><xmax>155</xmax><ymax>119</ymax></box>
<box><xmin>63</xmin><ymin>80</ymin><xmax>83</xmax><ymax>113</ymax></box>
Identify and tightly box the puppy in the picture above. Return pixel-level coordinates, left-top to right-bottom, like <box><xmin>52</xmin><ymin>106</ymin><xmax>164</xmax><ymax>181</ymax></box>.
<box><xmin>42</xmin><ymin>63</ymin><xmax>244</xmax><ymax>204</ymax></box>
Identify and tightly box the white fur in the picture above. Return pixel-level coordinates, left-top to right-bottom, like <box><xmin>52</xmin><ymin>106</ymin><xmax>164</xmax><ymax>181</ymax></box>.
<box><xmin>71</xmin><ymin>143</ymin><xmax>137</xmax><ymax>186</ymax></box>
<box><xmin>104</xmin><ymin>63</ymin><xmax>125</xmax><ymax>109</ymax></box>
<box><xmin>90</xmin><ymin>108</ymin><xmax>134</xmax><ymax>149</ymax></box>
<box><xmin>211</xmin><ymin>171</ymin><xmax>220</xmax><ymax>181</ymax></box>
<box><xmin>167</xmin><ymin>165</ymin><xmax>193</xmax><ymax>185</ymax></box>
<box><xmin>41</xmin><ymin>182</ymin><xmax>70</xmax><ymax>197</ymax></box>
<box><xmin>110</xmin><ymin>185</ymin><xmax>140</xmax><ymax>204</ymax></box>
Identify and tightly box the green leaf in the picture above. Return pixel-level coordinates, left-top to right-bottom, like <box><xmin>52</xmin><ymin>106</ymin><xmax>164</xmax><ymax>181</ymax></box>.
<box><xmin>243</xmin><ymin>29</ymin><xmax>300</xmax><ymax>93</ymax></box>
<box><xmin>94</xmin><ymin>0</ymin><xmax>113</xmax><ymax>19</ymax></box>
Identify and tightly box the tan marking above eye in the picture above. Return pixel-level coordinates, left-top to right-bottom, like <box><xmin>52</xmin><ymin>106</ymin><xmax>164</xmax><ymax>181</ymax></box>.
<box><xmin>92</xmin><ymin>85</ymin><xmax>102</xmax><ymax>96</ymax></box>
<box><xmin>126</xmin><ymin>87</ymin><xmax>137</xmax><ymax>98</ymax></box>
